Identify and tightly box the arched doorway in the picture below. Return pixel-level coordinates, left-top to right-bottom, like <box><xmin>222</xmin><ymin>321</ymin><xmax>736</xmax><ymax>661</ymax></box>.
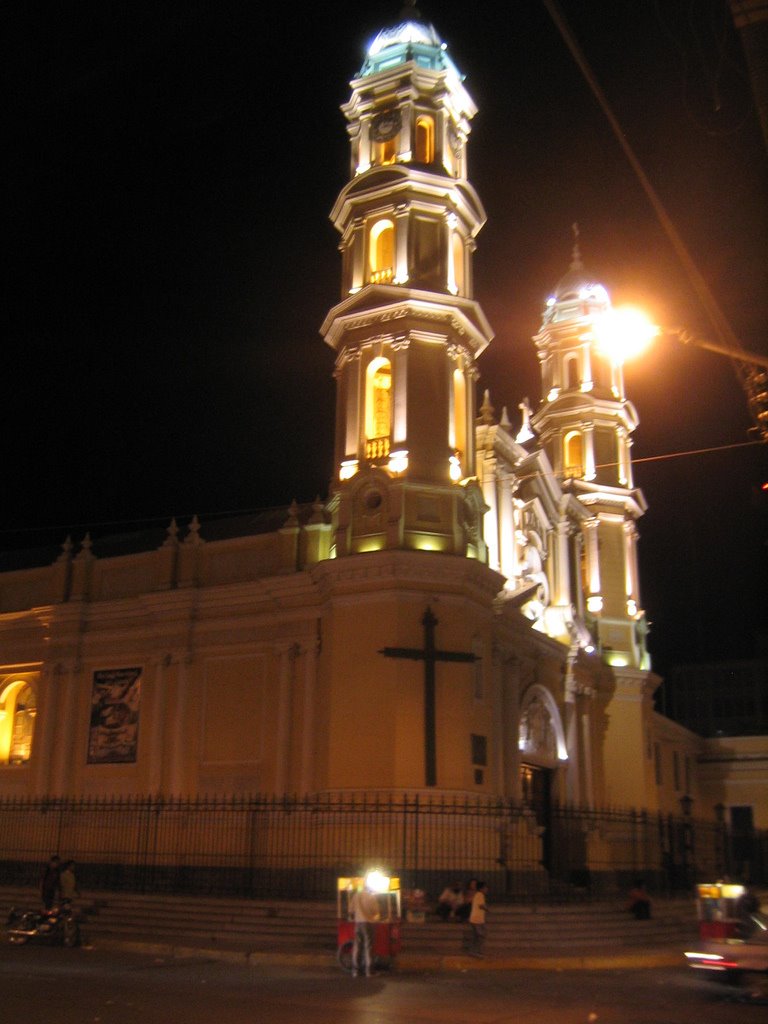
<box><xmin>518</xmin><ymin>686</ymin><xmax>566</xmax><ymax>875</ymax></box>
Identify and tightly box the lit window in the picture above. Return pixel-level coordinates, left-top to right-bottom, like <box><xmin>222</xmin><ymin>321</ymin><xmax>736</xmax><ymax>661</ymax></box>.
<box><xmin>374</xmin><ymin>136</ymin><xmax>397</xmax><ymax>165</ymax></box>
<box><xmin>415</xmin><ymin>114</ymin><xmax>434</xmax><ymax>162</ymax></box>
<box><xmin>368</xmin><ymin>220</ymin><xmax>394</xmax><ymax>284</ymax></box>
<box><xmin>563</xmin><ymin>431</ymin><xmax>584</xmax><ymax>478</ymax></box>
<box><xmin>0</xmin><ymin>681</ymin><xmax>36</xmax><ymax>765</ymax></box>
<box><xmin>365</xmin><ymin>357</ymin><xmax>392</xmax><ymax>459</ymax></box>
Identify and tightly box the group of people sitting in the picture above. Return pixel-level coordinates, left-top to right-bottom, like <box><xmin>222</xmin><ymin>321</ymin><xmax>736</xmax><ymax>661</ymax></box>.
<box><xmin>435</xmin><ymin>879</ymin><xmax>479</xmax><ymax>922</ymax></box>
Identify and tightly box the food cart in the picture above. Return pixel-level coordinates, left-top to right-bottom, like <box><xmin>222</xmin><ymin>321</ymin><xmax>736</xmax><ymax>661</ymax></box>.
<box><xmin>685</xmin><ymin>882</ymin><xmax>768</xmax><ymax>984</ymax></box>
<box><xmin>336</xmin><ymin>871</ymin><xmax>402</xmax><ymax>973</ymax></box>
<box><xmin>695</xmin><ymin>882</ymin><xmax>751</xmax><ymax>940</ymax></box>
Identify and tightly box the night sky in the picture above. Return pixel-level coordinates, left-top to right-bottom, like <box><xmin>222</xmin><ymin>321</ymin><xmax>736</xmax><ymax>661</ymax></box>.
<box><xmin>5</xmin><ymin>1</ymin><xmax>767</xmax><ymax>679</ymax></box>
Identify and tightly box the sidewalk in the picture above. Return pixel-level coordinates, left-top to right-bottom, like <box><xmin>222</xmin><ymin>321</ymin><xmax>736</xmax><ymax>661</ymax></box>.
<box><xmin>88</xmin><ymin>934</ymin><xmax>685</xmax><ymax>972</ymax></box>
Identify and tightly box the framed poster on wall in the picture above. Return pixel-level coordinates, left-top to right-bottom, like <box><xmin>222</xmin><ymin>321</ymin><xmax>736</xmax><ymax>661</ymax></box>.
<box><xmin>87</xmin><ymin>667</ymin><xmax>142</xmax><ymax>764</ymax></box>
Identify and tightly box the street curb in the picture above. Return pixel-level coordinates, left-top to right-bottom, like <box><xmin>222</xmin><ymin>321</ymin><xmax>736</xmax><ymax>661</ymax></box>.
<box><xmin>88</xmin><ymin>936</ymin><xmax>684</xmax><ymax>971</ymax></box>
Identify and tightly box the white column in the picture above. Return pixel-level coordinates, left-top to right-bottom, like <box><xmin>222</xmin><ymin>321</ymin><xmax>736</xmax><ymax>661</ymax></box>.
<box><xmin>580</xmin><ymin>696</ymin><xmax>595</xmax><ymax>809</ymax></box>
<box><xmin>351</xmin><ymin>218</ymin><xmax>365</xmax><ymax>289</ymax></box>
<box><xmin>584</xmin><ymin>423</ymin><xmax>596</xmax><ymax>480</ymax></box>
<box><xmin>50</xmin><ymin>664</ymin><xmax>78</xmax><ymax>796</ymax></box>
<box><xmin>32</xmin><ymin>663</ymin><xmax>58</xmax><ymax>796</ymax></box>
<box><xmin>617</xmin><ymin>427</ymin><xmax>629</xmax><ymax>486</ymax></box>
<box><xmin>345</xmin><ymin>352</ymin><xmax>361</xmax><ymax>457</ymax></box>
<box><xmin>624</xmin><ymin>521</ymin><xmax>640</xmax><ymax>602</ymax></box>
<box><xmin>358</xmin><ymin>121</ymin><xmax>371</xmax><ymax>172</ymax></box>
<box><xmin>584</xmin><ymin>518</ymin><xmax>601</xmax><ymax>600</ymax></box>
<box><xmin>498</xmin><ymin>474</ymin><xmax>516</xmax><ymax>583</ymax></box>
<box><xmin>481</xmin><ymin>455</ymin><xmax>500</xmax><ymax>574</ymax></box>
<box><xmin>582</xmin><ymin>341</ymin><xmax>592</xmax><ymax>387</ymax></box>
<box><xmin>399</xmin><ymin>106</ymin><xmax>412</xmax><ymax>160</ymax></box>
<box><xmin>554</xmin><ymin>519</ymin><xmax>571</xmax><ymax>606</ymax></box>
<box><xmin>394</xmin><ymin>204</ymin><xmax>409</xmax><ymax>284</ymax></box>
<box><xmin>392</xmin><ymin>337</ymin><xmax>409</xmax><ymax>446</ymax></box>
<box><xmin>446</xmin><ymin>213</ymin><xmax>458</xmax><ymax>294</ymax></box>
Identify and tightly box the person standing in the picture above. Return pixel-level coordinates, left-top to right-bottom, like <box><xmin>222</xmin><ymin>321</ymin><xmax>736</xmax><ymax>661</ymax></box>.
<box><xmin>59</xmin><ymin>860</ymin><xmax>79</xmax><ymax>906</ymax></box>
<box><xmin>468</xmin><ymin>880</ymin><xmax>488</xmax><ymax>957</ymax></box>
<box><xmin>455</xmin><ymin>878</ymin><xmax>477</xmax><ymax>923</ymax></box>
<box><xmin>40</xmin><ymin>855</ymin><xmax>61</xmax><ymax>910</ymax></box>
<box><xmin>349</xmin><ymin>882</ymin><xmax>380</xmax><ymax>977</ymax></box>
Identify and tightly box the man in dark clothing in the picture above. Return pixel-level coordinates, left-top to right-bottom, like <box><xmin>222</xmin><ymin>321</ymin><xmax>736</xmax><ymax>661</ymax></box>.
<box><xmin>41</xmin><ymin>855</ymin><xmax>61</xmax><ymax>910</ymax></box>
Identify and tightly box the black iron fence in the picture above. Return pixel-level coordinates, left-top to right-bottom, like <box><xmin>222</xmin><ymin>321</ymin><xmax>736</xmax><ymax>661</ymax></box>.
<box><xmin>0</xmin><ymin>793</ymin><xmax>764</xmax><ymax>901</ymax></box>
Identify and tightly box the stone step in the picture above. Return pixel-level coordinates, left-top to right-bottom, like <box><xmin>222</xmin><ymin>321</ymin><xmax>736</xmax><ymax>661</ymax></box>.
<box><xmin>0</xmin><ymin>886</ymin><xmax>697</xmax><ymax>955</ymax></box>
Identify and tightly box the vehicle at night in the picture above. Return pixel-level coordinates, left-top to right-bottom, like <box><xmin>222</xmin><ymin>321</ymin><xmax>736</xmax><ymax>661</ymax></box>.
<box><xmin>6</xmin><ymin>904</ymin><xmax>80</xmax><ymax>947</ymax></box>
<box><xmin>684</xmin><ymin>882</ymin><xmax>767</xmax><ymax>984</ymax></box>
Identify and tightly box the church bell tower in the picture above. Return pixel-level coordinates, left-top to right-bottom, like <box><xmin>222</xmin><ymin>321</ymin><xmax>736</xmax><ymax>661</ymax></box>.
<box><xmin>530</xmin><ymin>241</ymin><xmax>650</xmax><ymax>671</ymax></box>
<box><xmin>320</xmin><ymin>14</ymin><xmax>493</xmax><ymax>559</ymax></box>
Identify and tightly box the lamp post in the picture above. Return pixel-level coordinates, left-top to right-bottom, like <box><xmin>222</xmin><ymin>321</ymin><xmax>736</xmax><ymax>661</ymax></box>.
<box><xmin>592</xmin><ymin>306</ymin><xmax>768</xmax><ymax>443</ymax></box>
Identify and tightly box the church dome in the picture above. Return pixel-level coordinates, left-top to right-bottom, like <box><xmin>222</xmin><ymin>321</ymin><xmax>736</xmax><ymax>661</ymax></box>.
<box><xmin>542</xmin><ymin>237</ymin><xmax>610</xmax><ymax>326</ymax></box>
<box><xmin>359</xmin><ymin>13</ymin><xmax>462</xmax><ymax>79</ymax></box>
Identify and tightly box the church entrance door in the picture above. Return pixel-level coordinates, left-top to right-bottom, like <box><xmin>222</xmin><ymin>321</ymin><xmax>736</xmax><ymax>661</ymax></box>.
<box><xmin>521</xmin><ymin>763</ymin><xmax>552</xmax><ymax>872</ymax></box>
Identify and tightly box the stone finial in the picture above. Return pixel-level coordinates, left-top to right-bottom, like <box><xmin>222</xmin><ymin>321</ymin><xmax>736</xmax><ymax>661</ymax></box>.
<box><xmin>56</xmin><ymin>535</ymin><xmax>74</xmax><ymax>563</ymax></box>
<box><xmin>284</xmin><ymin>500</ymin><xmax>300</xmax><ymax>528</ymax></box>
<box><xmin>75</xmin><ymin>532</ymin><xmax>94</xmax><ymax>561</ymax></box>
<box><xmin>184</xmin><ymin>515</ymin><xmax>204</xmax><ymax>545</ymax></box>
<box><xmin>479</xmin><ymin>389</ymin><xmax>495</xmax><ymax>425</ymax></box>
<box><xmin>161</xmin><ymin>518</ymin><xmax>180</xmax><ymax>548</ymax></box>
<box><xmin>500</xmin><ymin>405</ymin><xmax>511</xmax><ymax>428</ymax></box>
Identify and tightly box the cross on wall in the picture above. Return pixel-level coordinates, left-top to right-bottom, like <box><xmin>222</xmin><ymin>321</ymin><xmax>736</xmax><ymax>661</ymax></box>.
<box><xmin>379</xmin><ymin>607</ymin><xmax>479</xmax><ymax>787</ymax></box>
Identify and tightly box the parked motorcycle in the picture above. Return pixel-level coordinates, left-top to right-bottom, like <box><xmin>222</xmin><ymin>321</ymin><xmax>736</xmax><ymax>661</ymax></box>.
<box><xmin>6</xmin><ymin>904</ymin><xmax>81</xmax><ymax>947</ymax></box>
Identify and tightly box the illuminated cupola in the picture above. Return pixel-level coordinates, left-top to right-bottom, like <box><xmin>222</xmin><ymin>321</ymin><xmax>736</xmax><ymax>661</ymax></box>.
<box><xmin>530</xmin><ymin>234</ymin><xmax>650</xmax><ymax>670</ymax></box>
<box><xmin>321</xmin><ymin>6</ymin><xmax>492</xmax><ymax>559</ymax></box>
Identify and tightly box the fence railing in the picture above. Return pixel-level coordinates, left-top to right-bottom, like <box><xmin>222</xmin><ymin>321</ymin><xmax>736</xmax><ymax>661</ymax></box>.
<box><xmin>0</xmin><ymin>793</ymin><xmax>764</xmax><ymax>901</ymax></box>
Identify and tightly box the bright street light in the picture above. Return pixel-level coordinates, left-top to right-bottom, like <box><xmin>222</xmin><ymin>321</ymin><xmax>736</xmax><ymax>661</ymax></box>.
<box><xmin>591</xmin><ymin>306</ymin><xmax>768</xmax><ymax>442</ymax></box>
<box><xmin>591</xmin><ymin>306</ymin><xmax>659</xmax><ymax>365</ymax></box>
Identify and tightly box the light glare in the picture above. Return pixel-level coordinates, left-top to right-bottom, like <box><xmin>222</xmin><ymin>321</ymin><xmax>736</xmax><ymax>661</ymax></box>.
<box><xmin>592</xmin><ymin>306</ymin><xmax>659</xmax><ymax>364</ymax></box>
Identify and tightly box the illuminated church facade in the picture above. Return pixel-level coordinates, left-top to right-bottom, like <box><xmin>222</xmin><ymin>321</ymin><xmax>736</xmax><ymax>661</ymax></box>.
<box><xmin>0</xmin><ymin>16</ymin><xmax>763</xmax><ymax>832</ymax></box>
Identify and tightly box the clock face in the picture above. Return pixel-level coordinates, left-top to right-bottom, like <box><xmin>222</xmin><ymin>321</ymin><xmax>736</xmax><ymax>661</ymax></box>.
<box><xmin>371</xmin><ymin>109</ymin><xmax>401</xmax><ymax>142</ymax></box>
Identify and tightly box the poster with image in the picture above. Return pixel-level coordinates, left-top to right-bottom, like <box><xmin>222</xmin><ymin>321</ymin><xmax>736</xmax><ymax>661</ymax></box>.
<box><xmin>87</xmin><ymin>667</ymin><xmax>142</xmax><ymax>764</ymax></box>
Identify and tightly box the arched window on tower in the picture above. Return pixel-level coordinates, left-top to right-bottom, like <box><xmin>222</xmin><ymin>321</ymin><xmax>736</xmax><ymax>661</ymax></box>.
<box><xmin>414</xmin><ymin>114</ymin><xmax>435</xmax><ymax>163</ymax></box>
<box><xmin>564</xmin><ymin>354</ymin><xmax>579</xmax><ymax>390</ymax></box>
<box><xmin>365</xmin><ymin>357</ymin><xmax>392</xmax><ymax>461</ymax></box>
<box><xmin>376</xmin><ymin>137</ymin><xmax>397</xmax><ymax>165</ymax></box>
<box><xmin>368</xmin><ymin>220</ymin><xmax>394</xmax><ymax>284</ymax></box>
<box><xmin>563</xmin><ymin>430</ymin><xmax>584</xmax><ymax>479</ymax></box>
<box><xmin>0</xmin><ymin>680</ymin><xmax>36</xmax><ymax>765</ymax></box>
